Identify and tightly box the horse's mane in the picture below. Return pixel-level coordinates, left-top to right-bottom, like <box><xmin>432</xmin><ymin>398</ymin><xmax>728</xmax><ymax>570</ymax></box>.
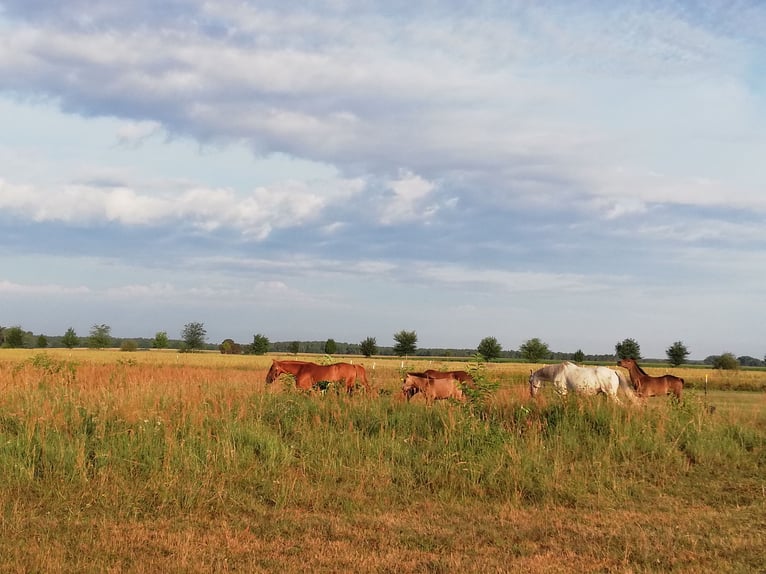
<box><xmin>633</xmin><ymin>361</ymin><xmax>650</xmax><ymax>376</ymax></box>
<box><xmin>536</xmin><ymin>362</ymin><xmax>568</xmax><ymax>378</ymax></box>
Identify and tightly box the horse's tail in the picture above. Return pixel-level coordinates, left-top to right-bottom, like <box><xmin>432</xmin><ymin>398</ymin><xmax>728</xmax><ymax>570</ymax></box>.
<box><xmin>616</xmin><ymin>370</ymin><xmax>640</xmax><ymax>404</ymax></box>
<box><xmin>355</xmin><ymin>364</ymin><xmax>371</xmax><ymax>392</ymax></box>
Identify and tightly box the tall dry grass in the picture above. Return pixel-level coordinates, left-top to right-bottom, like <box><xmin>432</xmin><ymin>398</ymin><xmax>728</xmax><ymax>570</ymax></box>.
<box><xmin>0</xmin><ymin>349</ymin><xmax>764</xmax><ymax>572</ymax></box>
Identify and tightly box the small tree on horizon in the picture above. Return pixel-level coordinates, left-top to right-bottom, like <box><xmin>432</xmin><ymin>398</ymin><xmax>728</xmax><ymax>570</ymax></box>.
<box><xmin>62</xmin><ymin>327</ymin><xmax>79</xmax><ymax>349</ymax></box>
<box><xmin>181</xmin><ymin>322</ymin><xmax>206</xmax><ymax>352</ymax></box>
<box><xmin>37</xmin><ymin>334</ymin><xmax>48</xmax><ymax>348</ymax></box>
<box><xmin>88</xmin><ymin>324</ymin><xmax>112</xmax><ymax>349</ymax></box>
<box><xmin>153</xmin><ymin>331</ymin><xmax>169</xmax><ymax>349</ymax></box>
<box><xmin>288</xmin><ymin>341</ymin><xmax>300</xmax><ymax>355</ymax></box>
<box><xmin>712</xmin><ymin>352</ymin><xmax>739</xmax><ymax>370</ymax></box>
<box><xmin>520</xmin><ymin>337</ymin><xmax>551</xmax><ymax>363</ymax></box>
<box><xmin>360</xmin><ymin>336</ymin><xmax>377</xmax><ymax>357</ymax></box>
<box><xmin>615</xmin><ymin>338</ymin><xmax>641</xmax><ymax>360</ymax></box>
<box><xmin>666</xmin><ymin>341</ymin><xmax>690</xmax><ymax>367</ymax></box>
<box><xmin>573</xmin><ymin>349</ymin><xmax>585</xmax><ymax>363</ymax></box>
<box><xmin>393</xmin><ymin>330</ymin><xmax>417</xmax><ymax>357</ymax></box>
<box><xmin>250</xmin><ymin>334</ymin><xmax>270</xmax><ymax>355</ymax></box>
<box><xmin>3</xmin><ymin>326</ymin><xmax>25</xmax><ymax>348</ymax></box>
<box><xmin>324</xmin><ymin>338</ymin><xmax>337</xmax><ymax>355</ymax></box>
<box><xmin>477</xmin><ymin>336</ymin><xmax>502</xmax><ymax>361</ymax></box>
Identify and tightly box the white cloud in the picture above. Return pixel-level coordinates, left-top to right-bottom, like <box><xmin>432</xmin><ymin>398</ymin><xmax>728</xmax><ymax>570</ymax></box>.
<box><xmin>380</xmin><ymin>170</ymin><xmax>437</xmax><ymax>224</ymax></box>
<box><xmin>0</xmin><ymin>175</ymin><xmax>365</xmax><ymax>237</ymax></box>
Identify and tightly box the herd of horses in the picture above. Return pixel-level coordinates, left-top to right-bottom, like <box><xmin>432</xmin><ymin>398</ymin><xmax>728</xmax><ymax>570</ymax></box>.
<box><xmin>266</xmin><ymin>357</ymin><xmax>684</xmax><ymax>404</ymax></box>
<box><xmin>529</xmin><ymin>358</ymin><xmax>684</xmax><ymax>402</ymax></box>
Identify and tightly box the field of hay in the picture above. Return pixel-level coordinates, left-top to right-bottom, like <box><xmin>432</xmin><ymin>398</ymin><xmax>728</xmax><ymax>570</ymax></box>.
<box><xmin>0</xmin><ymin>349</ymin><xmax>764</xmax><ymax>572</ymax></box>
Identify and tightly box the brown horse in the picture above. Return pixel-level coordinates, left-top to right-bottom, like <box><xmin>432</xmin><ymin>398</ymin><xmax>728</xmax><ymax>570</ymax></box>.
<box><xmin>266</xmin><ymin>359</ymin><xmax>370</xmax><ymax>394</ymax></box>
<box><xmin>265</xmin><ymin>360</ymin><xmax>309</xmax><ymax>385</ymax></box>
<box><xmin>617</xmin><ymin>358</ymin><xmax>684</xmax><ymax>399</ymax></box>
<box><xmin>401</xmin><ymin>372</ymin><xmax>465</xmax><ymax>403</ymax></box>
<box><xmin>423</xmin><ymin>369</ymin><xmax>475</xmax><ymax>388</ymax></box>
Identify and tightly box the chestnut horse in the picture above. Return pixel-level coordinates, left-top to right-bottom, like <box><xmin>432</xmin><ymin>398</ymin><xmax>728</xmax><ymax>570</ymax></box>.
<box><xmin>617</xmin><ymin>358</ymin><xmax>684</xmax><ymax>399</ymax></box>
<box><xmin>266</xmin><ymin>359</ymin><xmax>370</xmax><ymax>394</ymax></box>
<box><xmin>401</xmin><ymin>373</ymin><xmax>465</xmax><ymax>403</ymax></box>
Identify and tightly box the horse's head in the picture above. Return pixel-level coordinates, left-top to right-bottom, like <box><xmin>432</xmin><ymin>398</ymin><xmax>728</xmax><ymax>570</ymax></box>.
<box><xmin>528</xmin><ymin>369</ymin><xmax>542</xmax><ymax>397</ymax></box>
<box><xmin>401</xmin><ymin>373</ymin><xmax>423</xmax><ymax>400</ymax></box>
<box><xmin>617</xmin><ymin>358</ymin><xmax>634</xmax><ymax>369</ymax></box>
<box><xmin>265</xmin><ymin>361</ymin><xmax>284</xmax><ymax>384</ymax></box>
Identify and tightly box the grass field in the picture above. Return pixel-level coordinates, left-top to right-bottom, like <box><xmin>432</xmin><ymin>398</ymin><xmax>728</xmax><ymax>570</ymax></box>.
<box><xmin>0</xmin><ymin>349</ymin><xmax>764</xmax><ymax>572</ymax></box>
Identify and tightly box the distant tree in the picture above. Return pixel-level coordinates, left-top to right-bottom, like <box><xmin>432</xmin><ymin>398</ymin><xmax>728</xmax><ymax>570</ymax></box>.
<box><xmin>324</xmin><ymin>338</ymin><xmax>337</xmax><ymax>355</ymax></box>
<box><xmin>666</xmin><ymin>341</ymin><xmax>689</xmax><ymax>367</ymax></box>
<box><xmin>288</xmin><ymin>341</ymin><xmax>300</xmax><ymax>355</ymax></box>
<box><xmin>572</xmin><ymin>349</ymin><xmax>585</xmax><ymax>363</ymax></box>
<box><xmin>62</xmin><ymin>327</ymin><xmax>79</xmax><ymax>349</ymax></box>
<box><xmin>181</xmin><ymin>322</ymin><xmax>206</xmax><ymax>352</ymax></box>
<box><xmin>712</xmin><ymin>352</ymin><xmax>739</xmax><ymax>370</ymax></box>
<box><xmin>615</xmin><ymin>338</ymin><xmax>641</xmax><ymax>360</ymax></box>
<box><xmin>737</xmin><ymin>356</ymin><xmax>763</xmax><ymax>367</ymax></box>
<box><xmin>393</xmin><ymin>330</ymin><xmax>417</xmax><ymax>357</ymax></box>
<box><xmin>3</xmin><ymin>326</ymin><xmax>25</xmax><ymax>348</ymax></box>
<box><xmin>520</xmin><ymin>338</ymin><xmax>551</xmax><ymax>363</ymax></box>
<box><xmin>477</xmin><ymin>336</ymin><xmax>502</xmax><ymax>361</ymax></box>
<box><xmin>153</xmin><ymin>331</ymin><xmax>169</xmax><ymax>349</ymax></box>
<box><xmin>120</xmin><ymin>339</ymin><xmax>138</xmax><ymax>352</ymax></box>
<box><xmin>250</xmin><ymin>334</ymin><xmax>270</xmax><ymax>355</ymax></box>
<box><xmin>360</xmin><ymin>336</ymin><xmax>378</xmax><ymax>357</ymax></box>
<box><xmin>36</xmin><ymin>334</ymin><xmax>48</xmax><ymax>348</ymax></box>
<box><xmin>219</xmin><ymin>338</ymin><xmax>242</xmax><ymax>354</ymax></box>
<box><xmin>88</xmin><ymin>324</ymin><xmax>112</xmax><ymax>349</ymax></box>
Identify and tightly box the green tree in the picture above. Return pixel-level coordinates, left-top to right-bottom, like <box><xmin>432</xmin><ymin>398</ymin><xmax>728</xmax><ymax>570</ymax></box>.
<box><xmin>520</xmin><ymin>338</ymin><xmax>550</xmax><ymax>363</ymax></box>
<box><xmin>573</xmin><ymin>349</ymin><xmax>585</xmax><ymax>363</ymax></box>
<box><xmin>615</xmin><ymin>338</ymin><xmax>641</xmax><ymax>360</ymax></box>
<box><xmin>153</xmin><ymin>331</ymin><xmax>169</xmax><ymax>349</ymax></box>
<box><xmin>88</xmin><ymin>324</ymin><xmax>112</xmax><ymax>349</ymax></box>
<box><xmin>250</xmin><ymin>333</ymin><xmax>270</xmax><ymax>355</ymax></box>
<box><xmin>360</xmin><ymin>336</ymin><xmax>377</xmax><ymax>357</ymax></box>
<box><xmin>181</xmin><ymin>322</ymin><xmax>206</xmax><ymax>352</ymax></box>
<box><xmin>288</xmin><ymin>341</ymin><xmax>301</xmax><ymax>355</ymax></box>
<box><xmin>712</xmin><ymin>352</ymin><xmax>739</xmax><ymax>370</ymax></box>
<box><xmin>393</xmin><ymin>330</ymin><xmax>417</xmax><ymax>357</ymax></box>
<box><xmin>62</xmin><ymin>327</ymin><xmax>79</xmax><ymax>349</ymax></box>
<box><xmin>324</xmin><ymin>338</ymin><xmax>337</xmax><ymax>355</ymax></box>
<box><xmin>3</xmin><ymin>326</ymin><xmax>25</xmax><ymax>348</ymax></box>
<box><xmin>120</xmin><ymin>339</ymin><xmax>138</xmax><ymax>352</ymax></box>
<box><xmin>666</xmin><ymin>341</ymin><xmax>690</xmax><ymax>367</ymax></box>
<box><xmin>36</xmin><ymin>334</ymin><xmax>48</xmax><ymax>348</ymax></box>
<box><xmin>477</xmin><ymin>336</ymin><xmax>502</xmax><ymax>361</ymax></box>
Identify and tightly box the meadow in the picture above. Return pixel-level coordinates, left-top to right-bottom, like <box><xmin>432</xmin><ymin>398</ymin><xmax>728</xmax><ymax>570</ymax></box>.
<box><xmin>0</xmin><ymin>349</ymin><xmax>764</xmax><ymax>573</ymax></box>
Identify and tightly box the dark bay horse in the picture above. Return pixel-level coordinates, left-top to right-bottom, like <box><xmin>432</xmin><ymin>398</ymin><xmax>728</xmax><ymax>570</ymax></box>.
<box><xmin>266</xmin><ymin>359</ymin><xmax>370</xmax><ymax>394</ymax></box>
<box><xmin>617</xmin><ymin>358</ymin><xmax>684</xmax><ymax>399</ymax></box>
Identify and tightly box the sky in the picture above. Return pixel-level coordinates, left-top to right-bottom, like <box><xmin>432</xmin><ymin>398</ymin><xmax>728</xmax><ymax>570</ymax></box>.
<box><xmin>1</xmin><ymin>1</ymin><xmax>764</xmax><ymax>360</ymax></box>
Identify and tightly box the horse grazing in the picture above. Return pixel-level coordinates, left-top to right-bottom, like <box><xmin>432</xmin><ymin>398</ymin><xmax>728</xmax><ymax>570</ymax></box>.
<box><xmin>265</xmin><ymin>360</ymin><xmax>309</xmax><ymax>386</ymax></box>
<box><xmin>266</xmin><ymin>359</ymin><xmax>370</xmax><ymax>394</ymax></box>
<box><xmin>617</xmin><ymin>358</ymin><xmax>683</xmax><ymax>400</ymax></box>
<box><xmin>423</xmin><ymin>369</ymin><xmax>475</xmax><ymax>388</ymax></box>
<box><xmin>529</xmin><ymin>361</ymin><xmax>637</xmax><ymax>403</ymax></box>
<box><xmin>401</xmin><ymin>372</ymin><xmax>465</xmax><ymax>404</ymax></box>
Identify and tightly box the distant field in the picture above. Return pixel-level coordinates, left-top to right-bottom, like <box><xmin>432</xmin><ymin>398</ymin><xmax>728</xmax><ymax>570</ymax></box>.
<box><xmin>0</xmin><ymin>349</ymin><xmax>763</xmax><ymax>572</ymax></box>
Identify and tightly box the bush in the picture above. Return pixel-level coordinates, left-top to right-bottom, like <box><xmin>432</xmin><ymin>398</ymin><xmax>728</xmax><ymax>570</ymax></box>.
<box><xmin>120</xmin><ymin>340</ymin><xmax>138</xmax><ymax>352</ymax></box>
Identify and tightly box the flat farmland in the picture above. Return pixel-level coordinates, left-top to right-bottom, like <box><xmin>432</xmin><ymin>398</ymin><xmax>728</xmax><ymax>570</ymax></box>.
<box><xmin>0</xmin><ymin>349</ymin><xmax>764</xmax><ymax>573</ymax></box>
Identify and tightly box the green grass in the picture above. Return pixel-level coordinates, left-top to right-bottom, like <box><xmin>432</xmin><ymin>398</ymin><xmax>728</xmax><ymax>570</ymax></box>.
<box><xmin>0</xmin><ymin>352</ymin><xmax>764</xmax><ymax>572</ymax></box>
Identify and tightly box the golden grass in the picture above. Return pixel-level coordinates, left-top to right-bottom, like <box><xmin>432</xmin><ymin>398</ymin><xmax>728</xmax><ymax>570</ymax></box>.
<box><xmin>0</xmin><ymin>349</ymin><xmax>764</xmax><ymax>572</ymax></box>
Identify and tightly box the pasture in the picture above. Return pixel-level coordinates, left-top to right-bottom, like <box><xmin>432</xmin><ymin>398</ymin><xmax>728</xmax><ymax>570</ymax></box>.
<box><xmin>0</xmin><ymin>349</ymin><xmax>764</xmax><ymax>572</ymax></box>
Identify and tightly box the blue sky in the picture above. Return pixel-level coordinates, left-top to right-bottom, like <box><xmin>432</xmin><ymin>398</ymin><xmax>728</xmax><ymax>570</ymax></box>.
<box><xmin>1</xmin><ymin>1</ymin><xmax>764</xmax><ymax>359</ymax></box>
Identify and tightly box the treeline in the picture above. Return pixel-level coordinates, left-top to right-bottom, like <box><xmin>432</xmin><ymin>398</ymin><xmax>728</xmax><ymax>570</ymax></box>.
<box><xmin>3</xmin><ymin>325</ymin><xmax>765</xmax><ymax>368</ymax></box>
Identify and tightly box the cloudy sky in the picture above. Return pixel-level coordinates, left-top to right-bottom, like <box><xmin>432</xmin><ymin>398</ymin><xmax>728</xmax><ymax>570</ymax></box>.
<box><xmin>1</xmin><ymin>1</ymin><xmax>764</xmax><ymax>359</ymax></box>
